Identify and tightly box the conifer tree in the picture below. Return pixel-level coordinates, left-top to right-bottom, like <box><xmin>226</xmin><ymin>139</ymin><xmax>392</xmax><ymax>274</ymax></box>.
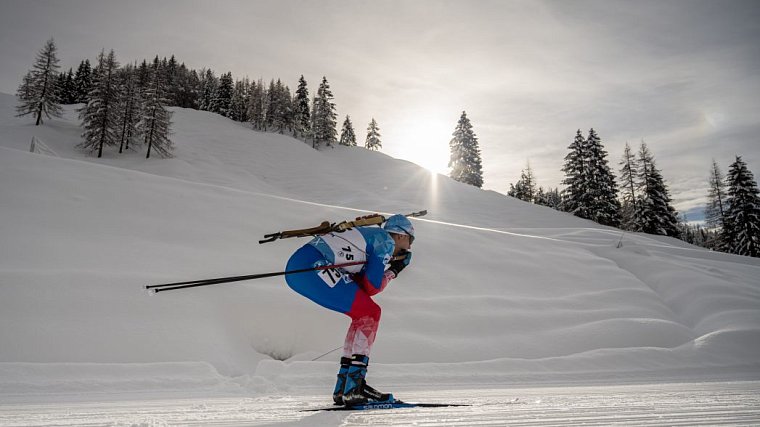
<box><xmin>634</xmin><ymin>142</ymin><xmax>679</xmax><ymax>237</ymax></box>
<box><xmin>705</xmin><ymin>160</ymin><xmax>728</xmax><ymax>229</ymax></box>
<box><xmin>198</xmin><ymin>69</ymin><xmax>217</xmax><ymax>111</ymax></box>
<box><xmin>294</xmin><ymin>75</ymin><xmax>311</xmax><ymax>138</ymax></box>
<box><xmin>448</xmin><ymin>111</ymin><xmax>484</xmax><ymax>188</ymax></box>
<box><xmin>78</xmin><ymin>49</ymin><xmax>121</xmax><ymax>158</ymax></box>
<box><xmin>229</xmin><ymin>78</ymin><xmax>250</xmax><ymax>122</ymax></box>
<box><xmin>141</xmin><ymin>60</ymin><xmax>174</xmax><ymax>159</ymax></box>
<box><xmin>508</xmin><ymin>162</ymin><xmax>537</xmax><ymax>202</ymax></box>
<box><xmin>210</xmin><ymin>72</ymin><xmax>233</xmax><ymax>116</ymax></box>
<box><xmin>619</xmin><ymin>142</ymin><xmax>639</xmax><ymax>230</ymax></box>
<box><xmin>560</xmin><ymin>130</ymin><xmax>588</xmax><ymax>215</ymax></box>
<box><xmin>116</xmin><ymin>64</ymin><xmax>142</xmax><ymax>153</ymax></box>
<box><xmin>722</xmin><ymin>156</ymin><xmax>760</xmax><ymax>257</ymax></box>
<box><xmin>365</xmin><ymin>118</ymin><xmax>382</xmax><ymax>151</ymax></box>
<box><xmin>248</xmin><ymin>79</ymin><xmax>267</xmax><ymax>131</ymax></box>
<box><xmin>311</xmin><ymin>76</ymin><xmax>338</xmax><ymax>148</ymax></box>
<box><xmin>74</xmin><ymin>59</ymin><xmax>93</xmax><ymax>103</ymax></box>
<box><xmin>62</xmin><ymin>68</ymin><xmax>78</xmax><ymax>104</ymax></box>
<box><xmin>585</xmin><ymin>128</ymin><xmax>621</xmax><ymax>226</ymax></box>
<box><xmin>16</xmin><ymin>38</ymin><xmax>63</xmax><ymax>126</ymax></box>
<box><xmin>339</xmin><ymin>115</ymin><xmax>357</xmax><ymax>146</ymax></box>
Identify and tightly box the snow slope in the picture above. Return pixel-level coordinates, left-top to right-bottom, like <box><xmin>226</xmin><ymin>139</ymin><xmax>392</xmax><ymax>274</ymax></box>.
<box><xmin>1</xmin><ymin>92</ymin><xmax>759</xmax><ymax>400</ymax></box>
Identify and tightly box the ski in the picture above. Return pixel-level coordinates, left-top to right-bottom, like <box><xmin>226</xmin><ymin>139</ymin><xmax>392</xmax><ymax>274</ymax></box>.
<box><xmin>303</xmin><ymin>401</ymin><xmax>469</xmax><ymax>412</ymax></box>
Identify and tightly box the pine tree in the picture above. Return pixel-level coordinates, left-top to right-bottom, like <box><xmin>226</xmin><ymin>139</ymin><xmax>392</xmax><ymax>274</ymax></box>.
<box><xmin>634</xmin><ymin>142</ymin><xmax>680</xmax><ymax>237</ymax></box>
<box><xmin>74</xmin><ymin>59</ymin><xmax>93</xmax><ymax>104</ymax></box>
<box><xmin>61</xmin><ymin>68</ymin><xmax>77</xmax><ymax>104</ymax></box>
<box><xmin>55</xmin><ymin>69</ymin><xmax>77</xmax><ymax>105</ymax></box>
<box><xmin>722</xmin><ymin>156</ymin><xmax>760</xmax><ymax>257</ymax></box>
<box><xmin>311</xmin><ymin>76</ymin><xmax>338</xmax><ymax>148</ymax></box>
<box><xmin>229</xmin><ymin>78</ymin><xmax>250</xmax><ymax>122</ymax></box>
<box><xmin>365</xmin><ymin>118</ymin><xmax>382</xmax><ymax>150</ymax></box>
<box><xmin>619</xmin><ymin>142</ymin><xmax>639</xmax><ymax>230</ymax></box>
<box><xmin>585</xmin><ymin>128</ymin><xmax>621</xmax><ymax>226</ymax></box>
<box><xmin>198</xmin><ymin>69</ymin><xmax>217</xmax><ymax>111</ymax></box>
<box><xmin>265</xmin><ymin>79</ymin><xmax>292</xmax><ymax>133</ymax></box>
<box><xmin>78</xmin><ymin>49</ymin><xmax>121</xmax><ymax>158</ymax></box>
<box><xmin>509</xmin><ymin>162</ymin><xmax>537</xmax><ymax>202</ymax></box>
<box><xmin>248</xmin><ymin>79</ymin><xmax>267</xmax><ymax>130</ymax></box>
<box><xmin>16</xmin><ymin>38</ymin><xmax>63</xmax><ymax>126</ymax></box>
<box><xmin>141</xmin><ymin>60</ymin><xmax>174</xmax><ymax>159</ymax></box>
<box><xmin>560</xmin><ymin>130</ymin><xmax>588</xmax><ymax>216</ymax></box>
<box><xmin>116</xmin><ymin>64</ymin><xmax>142</xmax><ymax>153</ymax></box>
<box><xmin>705</xmin><ymin>160</ymin><xmax>728</xmax><ymax>229</ymax></box>
<box><xmin>448</xmin><ymin>111</ymin><xmax>484</xmax><ymax>188</ymax></box>
<box><xmin>294</xmin><ymin>75</ymin><xmax>311</xmax><ymax>138</ymax></box>
<box><xmin>339</xmin><ymin>115</ymin><xmax>357</xmax><ymax>146</ymax></box>
<box><xmin>210</xmin><ymin>72</ymin><xmax>233</xmax><ymax>116</ymax></box>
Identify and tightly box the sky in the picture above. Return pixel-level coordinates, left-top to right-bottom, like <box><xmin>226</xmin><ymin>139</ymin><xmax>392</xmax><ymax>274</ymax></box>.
<box><xmin>1</xmin><ymin>0</ymin><xmax>759</xmax><ymax>219</ymax></box>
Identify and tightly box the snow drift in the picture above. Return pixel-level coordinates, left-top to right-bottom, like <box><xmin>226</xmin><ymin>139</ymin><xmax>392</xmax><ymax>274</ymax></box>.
<box><xmin>1</xmin><ymin>92</ymin><xmax>758</xmax><ymax>399</ymax></box>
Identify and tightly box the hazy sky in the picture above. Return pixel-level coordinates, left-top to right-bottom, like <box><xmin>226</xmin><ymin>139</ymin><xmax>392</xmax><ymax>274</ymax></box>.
<box><xmin>1</xmin><ymin>0</ymin><xmax>759</xmax><ymax>218</ymax></box>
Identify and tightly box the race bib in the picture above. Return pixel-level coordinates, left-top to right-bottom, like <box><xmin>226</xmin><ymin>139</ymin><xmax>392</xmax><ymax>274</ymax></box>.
<box><xmin>318</xmin><ymin>267</ymin><xmax>345</xmax><ymax>288</ymax></box>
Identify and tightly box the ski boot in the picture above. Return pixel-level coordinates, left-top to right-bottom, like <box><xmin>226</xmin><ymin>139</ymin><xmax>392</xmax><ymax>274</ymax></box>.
<box><xmin>332</xmin><ymin>357</ymin><xmax>351</xmax><ymax>405</ymax></box>
<box><xmin>342</xmin><ymin>354</ymin><xmax>395</xmax><ymax>406</ymax></box>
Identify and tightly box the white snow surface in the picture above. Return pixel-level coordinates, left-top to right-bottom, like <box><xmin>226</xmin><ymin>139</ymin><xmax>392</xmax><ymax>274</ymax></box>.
<box><xmin>1</xmin><ymin>93</ymin><xmax>760</xmax><ymax>423</ymax></box>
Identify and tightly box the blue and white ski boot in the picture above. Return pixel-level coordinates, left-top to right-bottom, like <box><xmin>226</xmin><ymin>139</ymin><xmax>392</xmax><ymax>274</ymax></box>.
<box><xmin>332</xmin><ymin>357</ymin><xmax>351</xmax><ymax>405</ymax></box>
<box><xmin>342</xmin><ymin>354</ymin><xmax>395</xmax><ymax>406</ymax></box>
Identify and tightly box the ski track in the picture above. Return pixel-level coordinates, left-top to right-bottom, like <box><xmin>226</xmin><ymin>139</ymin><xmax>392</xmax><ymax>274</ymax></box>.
<box><xmin>1</xmin><ymin>382</ymin><xmax>759</xmax><ymax>426</ymax></box>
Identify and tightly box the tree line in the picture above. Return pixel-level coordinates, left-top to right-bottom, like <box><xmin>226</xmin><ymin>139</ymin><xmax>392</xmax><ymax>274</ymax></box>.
<box><xmin>506</xmin><ymin>128</ymin><xmax>760</xmax><ymax>258</ymax></box>
<box><xmin>17</xmin><ymin>38</ymin><xmax>387</xmax><ymax>157</ymax></box>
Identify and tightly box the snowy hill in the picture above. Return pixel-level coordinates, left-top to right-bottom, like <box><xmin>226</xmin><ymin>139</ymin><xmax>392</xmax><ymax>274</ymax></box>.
<box><xmin>1</xmin><ymin>92</ymin><xmax>759</xmax><ymax>400</ymax></box>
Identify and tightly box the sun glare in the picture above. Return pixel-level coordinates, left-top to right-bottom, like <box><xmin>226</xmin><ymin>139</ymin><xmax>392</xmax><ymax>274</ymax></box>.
<box><xmin>394</xmin><ymin>121</ymin><xmax>451</xmax><ymax>175</ymax></box>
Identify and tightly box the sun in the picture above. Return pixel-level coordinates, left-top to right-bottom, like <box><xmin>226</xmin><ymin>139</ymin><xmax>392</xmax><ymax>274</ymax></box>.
<box><xmin>392</xmin><ymin>120</ymin><xmax>451</xmax><ymax>175</ymax></box>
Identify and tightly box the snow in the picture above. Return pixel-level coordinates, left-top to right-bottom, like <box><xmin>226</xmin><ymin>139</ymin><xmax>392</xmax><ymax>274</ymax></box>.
<box><xmin>1</xmin><ymin>92</ymin><xmax>759</xmax><ymax>424</ymax></box>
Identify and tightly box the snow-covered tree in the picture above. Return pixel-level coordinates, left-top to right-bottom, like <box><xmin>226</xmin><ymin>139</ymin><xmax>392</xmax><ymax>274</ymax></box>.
<box><xmin>311</xmin><ymin>76</ymin><xmax>338</xmax><ymax>148</ymax></box>
<box><xmin>56</xmin><ymin>68</ymin><xmax>77</xmax><ymax>104</ymax></box>
<box><xmin>229</xmin><ymin>78</ymin><xmax>250</xmax><ymax>122</ymax></box>
<box><xmin>198</xmin><ymin>69</ymin><xmax>217</xmax><ymax>111</ymax></box>
<box><xmin>116</xmin><ymin>64</ymin><xmax>142</xmax><ymax>153</ymax></box>
<box><xmin>619</xmin><ymin>142</ymin><xmax>639</xmax><ymax>230</ymax></box>
<box><xmin>339</xmin><ymin>115</ymin><xmax>357</xmax><ymax>146</ymax></box>
<box><xmin>265</xmin><ymin>79</ymin><xmax>292</xmax><ymax>133</ymax></box>
<box><xmin>16</xmin><ymin>38</ymin><xmax>63</xmax><ymax>126</ymax></box>
<box><xmin>560</xmin><ymin>129</ymin><xmax>588</xmax><ymax>215</ymax></box>
<box><xmin>248</xmin><ymin>78</ymin><xmax>267</xmax><ymax>131</ymax></box>
<box><xmin>365</xmin><ymin>118</ymin><xmax>382</xmax><ymax>151</ymax></box>
<box><xmin>722</xmin><ymin>156</ymin><xmax>760</xmax><ymax>257</ymax></box>
<box><xmin>294</xmin><ymin>75</ymin><xmax>311</xmax><ymax>138</ymax></box>
<box><xmin>705</xmin><ymin>160</ymin><xmax>728</xmax><ymax>229</ymax></box>
<box><xmin>634</xmin><ymin>142</ymin><xmax>679</xmax><ymax>237</ymax></box>
<box><xmin>74</xmin><ymin>59</ymin><xmax>93</xmax><ymax>104</ymax></box>
<box><xmin>78</xmin><ymin>49</ymin><xmax>121</xmax><ymax>158</ymax></box>
<box><xmin>585</xmin><ymin>128</ymin><xmax>620</xmax><ymax>227</ymax></box>
<box><xmin>210</xmin><ymin>72</ymin><xmax>233</xmax><ymax>116</ymax></box>
<box><xmin>448</xmin><ymin>111</ymin><xmax>484</xmax><ymax>188</ymax></box>
<box><xmin>508</xmin><ymin>161</ymin><xmax>537</xmax><ymax>203</ymax></box>
<box><xmin>141</xmin><ymin>60</ymin><xmax>174</xmax><ymax>159</ymax></box>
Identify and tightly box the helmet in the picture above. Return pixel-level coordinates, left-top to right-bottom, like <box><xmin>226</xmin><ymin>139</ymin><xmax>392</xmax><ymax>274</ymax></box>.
<box><xmin>383</xmin><ymin>214</ymin><xmax>415</xmax><ymax>242</ymax></box>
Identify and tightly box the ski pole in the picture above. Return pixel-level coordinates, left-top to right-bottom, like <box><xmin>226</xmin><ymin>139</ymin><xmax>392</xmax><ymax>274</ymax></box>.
<box><xmin>146</xmin><ymin>260</ymin><xmax>368</xmax><ymax>294</ymax></box>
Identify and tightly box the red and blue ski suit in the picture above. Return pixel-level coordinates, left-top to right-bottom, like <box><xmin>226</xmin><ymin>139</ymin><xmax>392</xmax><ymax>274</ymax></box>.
<box><xmin>285</xmin><ymin>226</ymin><xmax>397</xmax><ymax>357</ymax></box>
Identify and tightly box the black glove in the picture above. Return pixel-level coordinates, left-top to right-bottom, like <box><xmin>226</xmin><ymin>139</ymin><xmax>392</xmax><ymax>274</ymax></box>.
<box><xmin>388</xmin><ymin>250</ymin><xmax>411</xmax><ymax>277</ymax></box>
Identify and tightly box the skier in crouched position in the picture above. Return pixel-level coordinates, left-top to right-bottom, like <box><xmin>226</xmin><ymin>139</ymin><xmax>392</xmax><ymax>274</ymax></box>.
<box><xmin>285</xmin><ymin>214</ymin><xmax>414</xmax><ymax>406</ymax></box>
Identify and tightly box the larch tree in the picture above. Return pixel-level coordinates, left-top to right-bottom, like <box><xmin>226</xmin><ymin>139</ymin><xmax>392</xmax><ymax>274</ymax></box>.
<box><xmin>78</xmin><ymin>49</ymin><xmax>121</xmax><ymax>158</ymax></box>
<box><xmin>16</xmin><ymin>38</ymin><xmax>63</xmax><ymax>126</ymax></box>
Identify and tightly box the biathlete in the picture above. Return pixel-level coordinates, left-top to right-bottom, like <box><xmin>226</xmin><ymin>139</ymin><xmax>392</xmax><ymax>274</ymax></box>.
<box><xmin>284</xmin><ymin>214</ymin><xmax>414</xmax><ymax>406</ymax></box>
